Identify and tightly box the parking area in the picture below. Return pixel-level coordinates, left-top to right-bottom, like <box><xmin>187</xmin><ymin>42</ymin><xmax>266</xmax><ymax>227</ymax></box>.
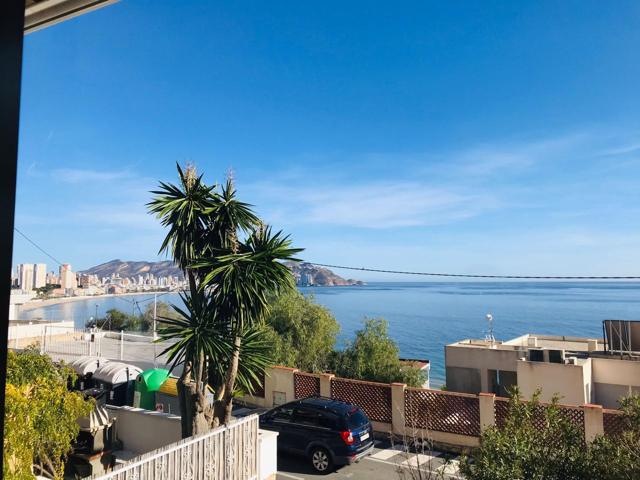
<box><xmin>275</xmin><ymin>437</ymin><xmax>463</xmax><ymax>480</ymax></box>
<box><xmin>232</xmin><ymin>404</ymin><xmax>464</xmax><ymax>480</ymax></box>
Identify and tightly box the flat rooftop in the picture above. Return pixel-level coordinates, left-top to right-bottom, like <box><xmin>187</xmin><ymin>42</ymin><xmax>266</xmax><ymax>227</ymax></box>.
<box><xmin>448</xmin><ymin>333</ymin><xmax>605</xmax><ymax>352</ymax></box>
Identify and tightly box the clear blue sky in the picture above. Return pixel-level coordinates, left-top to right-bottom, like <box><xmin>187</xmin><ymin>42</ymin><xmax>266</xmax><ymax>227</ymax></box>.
<box><xmin>13</xmin><ymin>0</ymin><xmax>640</xmax><ymax>280</ymax></box>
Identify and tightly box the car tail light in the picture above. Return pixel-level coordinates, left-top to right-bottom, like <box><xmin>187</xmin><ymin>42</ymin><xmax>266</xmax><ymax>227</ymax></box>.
<box><xmin>340</xmin><ymin>430</ymin><xmax>354</xmax><ymax>445</ymax></box>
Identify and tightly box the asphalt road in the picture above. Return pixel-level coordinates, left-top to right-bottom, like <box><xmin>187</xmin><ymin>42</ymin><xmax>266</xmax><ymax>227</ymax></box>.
<box><xmin>275</xmin><ymin>437</ymin><xmax>463</xmax><ymax>480</ymax></box>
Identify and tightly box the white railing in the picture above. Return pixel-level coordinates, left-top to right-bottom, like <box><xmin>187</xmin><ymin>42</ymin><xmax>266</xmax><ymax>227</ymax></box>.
<box><xmin>92</xmin><ymin>415</ymin><xmax>260</xmax><ymax>480</ymax></box>
<box><xmin>42</xmin><ymin>326</ymin><xmax>96</xmax><ymax>357</ymax></box>
<box><xmin>10</xmin><ymin>322</ymin><xmax>175</xmax><ymax>369</ymax></box>
<box><xmin>7</xmin><ymin>320</ymin><xmax>74</xmax><ymax>349</ymax></box>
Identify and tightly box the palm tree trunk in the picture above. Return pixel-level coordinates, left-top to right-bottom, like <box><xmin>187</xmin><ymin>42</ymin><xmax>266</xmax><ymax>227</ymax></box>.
<box><xmin>223</xmin><ymin>335</ymin><xmax>242</xmax><ymax>424</ymax></box>
<box><xmin>178</xmin><ymin>361</ymin><xmax>194</xmax><ymax>438</ymax></box>
<box><xmin>191</xmin><ymin>352</ymin><xmax>210</xmax><ymax>435</ymax></box>
<box><xmin>210</xmin><ymin>377</ymin><xmax>226</xmax><ymax>429</ymax></box>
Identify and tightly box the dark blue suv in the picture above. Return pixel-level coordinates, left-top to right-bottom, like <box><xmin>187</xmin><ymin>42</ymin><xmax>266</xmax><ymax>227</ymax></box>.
<box><xmin>259</xmin><ymin>396</ymin><xmax>374</xmax><ymax>473</ymax></box>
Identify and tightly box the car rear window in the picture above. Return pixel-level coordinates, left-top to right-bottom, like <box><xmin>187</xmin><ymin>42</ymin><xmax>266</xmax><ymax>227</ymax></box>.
<box><xmin>346</xmin><ymin>408</ymin><xmax>369</xmax><ymax>429</ymax></box>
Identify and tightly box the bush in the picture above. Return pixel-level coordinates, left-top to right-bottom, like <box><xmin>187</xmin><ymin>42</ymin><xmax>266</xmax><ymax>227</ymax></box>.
<box><xmin>86</xmin><ymin>308</ymin><xmax>143</xmax><ymax>331</ymax></box>
<box><xmin>586</xmin><ymin>395</ymin><xmax>640</xmax><ymax>480</ymax></box>
<box><xmin>264</xmin><ymin>291</ymin><xmax>339</xmax><ymax>372</ymax></box>
<box><xmin>4</xmin><ymin>349</ymin><xmax>94</xmax><ymax>479</ymax></box>
<box><xmin>331</xmin><ymin>318</ymin><xmax>426</xmax><ymax>387</ymax></box>
<box><xmin>460</xmin><ymin>389</ymin><xmax>640</xmax><ymax>480</ymax></box>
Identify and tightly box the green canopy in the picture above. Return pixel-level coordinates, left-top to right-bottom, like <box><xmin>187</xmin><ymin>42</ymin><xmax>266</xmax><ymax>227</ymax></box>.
<box><xmin>138</xmin><ymin>368</ymin><xmax>170</xmax><ymax>392</ymax></box>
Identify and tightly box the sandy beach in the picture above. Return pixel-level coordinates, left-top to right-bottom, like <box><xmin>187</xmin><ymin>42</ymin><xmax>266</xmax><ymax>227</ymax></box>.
<box><xmin>18</xmin><ymin>291</ymin><xmax>166</xmax><ymax>312</ymax></box>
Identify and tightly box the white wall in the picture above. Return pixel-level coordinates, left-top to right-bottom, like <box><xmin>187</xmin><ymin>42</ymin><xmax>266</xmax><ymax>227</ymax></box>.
<box><xmin>445</xmin><ymin>345</ymin><xmax>522</xmax><ymax>392</ymax></box>
<box><xmin>105</xmin><ymin>405</ymin><xmax>181</xmax><ymax>454</ymax></box>
<box><xmin>592</xmin><ymin>357</ymin><xmax>640</xmax><ymax>408</ymax></box>
<box><xmin>517</xmin><ymin>359</ymin><xmax>591</xmax><ymax>405</ymax></box>
<box><xmin>259</xmin><ymin>430</ymin><xmax>278</xmax><ymax>480</ymax></box>
<box><xmin>8</xmin><ymin>320</ymin><xmax>74</xmax><ymax>342</ymax></box>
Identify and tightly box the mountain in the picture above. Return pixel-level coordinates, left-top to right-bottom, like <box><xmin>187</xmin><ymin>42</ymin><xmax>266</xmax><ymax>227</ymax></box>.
<box><xmin>285</xmin><ymin>262</ymin><xmax>364</xmax><ymax>286</ymax></box>
<box><xmin>80</xmin><ymin>259</ymin><xmax>183</xmax><ymax>279</ymax></box>
<box><xmin>81</xmin><ymin>259</ymin><xmax>363</xmax><ymax>286</ymax></box>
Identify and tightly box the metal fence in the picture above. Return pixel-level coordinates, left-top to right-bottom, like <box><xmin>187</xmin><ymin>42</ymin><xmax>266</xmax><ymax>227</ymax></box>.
<box><xmin>33</xmin><ymin>327</ymin><xmax>175</xmax><ymax>370</ymax></box>
<box><xmin>92</xmin><ymin>415</ymin><xmax>259</xmax><ymax>480</ymax></box>
<box><xmin>41</xmin><ymin>326</ymin><xmax>95</xmax><ymax>358</ymax></box>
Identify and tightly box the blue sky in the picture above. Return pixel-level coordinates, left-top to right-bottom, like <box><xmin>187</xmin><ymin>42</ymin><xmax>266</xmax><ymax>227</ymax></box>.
<box><xmin>13</xmin><ymin>0</ymin><xmax>640</xmax><ymax>280</ymax></box>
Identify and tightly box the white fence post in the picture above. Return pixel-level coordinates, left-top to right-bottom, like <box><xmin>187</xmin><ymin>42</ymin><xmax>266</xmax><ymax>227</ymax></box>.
<box><xmin>584</xmin><ymin>403</ymin><xmax>604</xmax><ymax>443</ymax></box>
<box><xmin>391</xmin><ymin>382</ymin><xmax>406</xmax><ymax>435</ymax></box>
<box><xmin>479</xmin><ymin>392</ymin><xmax>496</xmax><ymax>432</ymax></box>
<box><xmin>41</xmin><ymin>326</ymin><xmax>46</xmax><ymax>354</ymax></box>
<box><xmin>120</xmin><ymin>330</ymin><xmax>124</xmax><ymax>360</ymax></box>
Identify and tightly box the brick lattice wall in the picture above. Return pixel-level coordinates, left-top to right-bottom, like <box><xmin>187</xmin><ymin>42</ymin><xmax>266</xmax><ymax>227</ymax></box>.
<box><xmin>495</xmin><ymin>396</ymin><xmax>585</xmax><ymax>442</ymax></box>
<box><xmin>603</xmin><ymin>409</ymin><xmax>626</xmax><ymax>438</ymax></box>
<box><xmin>293</xmin><ymin>372</ymin><xmax>320</xmax><ymax>398</ymax></box>
<box><xmin>330</xmin><ymin>377</ymin><xmax>393</xmax><ymax>423</ymax></box>
<box><xmin>405</xmin><ymin>388</ymin><xmax>480</xmax><ymax>437</ymax></box>
<box><xmin>494</xmin><ymin>397</ymin><xmax>510</xmax><ymax>429</ymax></box>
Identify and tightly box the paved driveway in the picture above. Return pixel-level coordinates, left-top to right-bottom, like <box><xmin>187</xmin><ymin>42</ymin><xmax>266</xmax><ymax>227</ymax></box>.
<box><xmin>275</xmin><ymin>438</ymin><xmax>463</xmax><ymax>480</ymax></box>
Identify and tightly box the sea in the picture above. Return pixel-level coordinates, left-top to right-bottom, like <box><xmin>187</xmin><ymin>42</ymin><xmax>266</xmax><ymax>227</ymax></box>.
<box><xmin>17</xmin><ymin>281</ymin><xmax>640</xmax><ymax>386</ymax></box>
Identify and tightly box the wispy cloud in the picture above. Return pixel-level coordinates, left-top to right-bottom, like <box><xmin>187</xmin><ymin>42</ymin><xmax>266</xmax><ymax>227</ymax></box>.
<box><xmin>71</xmin><ymin>206</ymin><xmax>159</xmax><ymax>230</ymax></box>
<box><xmin>247</xmin><ymin>180</ymin><xmax>499</xmax><ymax>229</ymax></box>
<box><xmin>243</xmin><ymin>130</ymin><xmax>640</xmax><ymax>231</ymax></box>
<box><xmin>430</xmin><ymin>132</ymin><xmax>592</xmax><ymax>178</ymax></box>
<box><xmin>51</xmin><ymin>168</ymin><xmax>131</xmax><ymax>184</ymax></box>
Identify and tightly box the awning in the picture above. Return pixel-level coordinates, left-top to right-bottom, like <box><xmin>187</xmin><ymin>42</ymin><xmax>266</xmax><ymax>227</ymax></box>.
<box><xmin>25</xmin><ymin>0</ymin><xmax>119</xmax><ymax>34</ymax></box>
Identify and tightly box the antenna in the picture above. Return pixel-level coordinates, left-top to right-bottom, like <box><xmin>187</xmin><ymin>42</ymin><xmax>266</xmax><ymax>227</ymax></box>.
<box><xmin>485</xmin><ymin>313</ymin><xmax>495</xmax><ymax>347</ymax></box>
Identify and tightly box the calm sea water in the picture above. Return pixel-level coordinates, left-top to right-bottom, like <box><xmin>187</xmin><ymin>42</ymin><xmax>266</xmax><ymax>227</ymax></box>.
<box><xmin>18</xmin><ymin>282</ymin><xmax>640</xmax><ymax>385</ymax></box>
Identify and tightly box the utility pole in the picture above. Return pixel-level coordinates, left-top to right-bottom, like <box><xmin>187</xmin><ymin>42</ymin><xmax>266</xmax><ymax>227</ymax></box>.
<box><xmin>153</xmin><ymin>292</ymin><xmax>157</xmax><ymax>367</ymax></box>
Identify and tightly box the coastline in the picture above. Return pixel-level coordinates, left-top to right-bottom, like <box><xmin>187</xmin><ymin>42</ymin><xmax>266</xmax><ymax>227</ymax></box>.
<box><xmin>16</xmin><ymin>283</ymin><xmax>363</xmax><ymax>313</ymax></box>
<box><xmin>18</xmin><ymin>291</ymin><xmax>170</xmax><ymax>312</ymax></box>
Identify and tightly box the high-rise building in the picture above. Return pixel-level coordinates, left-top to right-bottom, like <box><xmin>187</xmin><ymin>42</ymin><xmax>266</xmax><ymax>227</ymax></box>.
<box><xmin>18</xmin><ymin>264</ymin><xmax>34</xmax><ymax>291</ymax></box>
<box><xmin>33</xmin><ymin>263</ymin><xmax>47</xmax><ymax>289</ymax></box>
<box><xmin>59</xmin><ymin>263</ymin><xmax>77</xmax><ymax>290</ymax></box>
<box><xmin>46</xmin><ymin>271</ymin><xmax>59</xmax><ymax>285</ymax></box>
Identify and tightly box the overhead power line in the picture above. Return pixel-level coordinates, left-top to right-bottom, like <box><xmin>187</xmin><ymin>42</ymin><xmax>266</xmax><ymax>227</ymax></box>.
<box><xmin>14</xmin><ymin>227</ymin><xmax>64</xmax><ymax>266</ymax></box>
<box><xmin>308</xmin><ymin>262</ymin><xmax>640</xmax><ymax>280</ymax></box>
<box><xmin>14</xmin><ymin>226</ymin><xmax>640</xmax><ymax>280</ymax></box>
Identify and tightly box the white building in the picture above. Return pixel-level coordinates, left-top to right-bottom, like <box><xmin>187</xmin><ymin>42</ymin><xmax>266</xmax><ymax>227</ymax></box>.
<box><xmin>33</xmin><ymin>262</ymin><xmax>47</xmax><ymax>288</ymax></box>
<box><xmin>59</xmin><ymin>263</ymin><xmax>77</xmax><ymax>290</ymax></box>
<box><xmin>18</xmin><ymin>263</ymin><xmax>34</xmax><ymax>292</ymax></box>
<box><xmin>445</xmin><ymin>320</ymin><xmax>640</xmax><ymax>408</ymax></box>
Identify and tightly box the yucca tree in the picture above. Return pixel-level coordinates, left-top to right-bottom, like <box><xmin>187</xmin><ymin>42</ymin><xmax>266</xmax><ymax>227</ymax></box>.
<box><xmin>148</xmin><ymin>164</ymin><xmax>217</xmax><ymax>286</ymax></box>
<box><xmin>196</xmin><ymin>226</ymin><xmax>302</xmax><ymax>425</ymax></box>
<box><xmin>149</xmin><ymin>164</ymin><xmax>301</xmax><ymax>434</ymax></box>
<box><xmin>148</xmin><ymin>164</ymin><xmax>217</xmax><ymax>436</ymax></box>
<box><xmin>157</xmin><ymin>282</ymin><xmax>226</xmax><ymax>434</ymax></box>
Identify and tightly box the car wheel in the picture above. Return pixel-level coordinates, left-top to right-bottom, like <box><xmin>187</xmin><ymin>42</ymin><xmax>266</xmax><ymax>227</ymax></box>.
<box><xmin>310</xmin><ymin>447</ymin><xmax>333</xmax><ymax>474</ymax></box>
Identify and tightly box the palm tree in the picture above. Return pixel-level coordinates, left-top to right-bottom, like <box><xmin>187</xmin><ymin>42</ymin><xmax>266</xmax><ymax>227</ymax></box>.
<box><xmin>196</xmin><ymin>226</ymin><xmax>302</xmax><ymax>425</ymax></box>
<box><xmin>148</xmin><ymin>164</ymin><xmax>217</xmax><ymax>436</ymax></box>
<box><xmin>149</xmin><ymin>164</ymin><xmax>302</xmax><ymax>434</ymax></box>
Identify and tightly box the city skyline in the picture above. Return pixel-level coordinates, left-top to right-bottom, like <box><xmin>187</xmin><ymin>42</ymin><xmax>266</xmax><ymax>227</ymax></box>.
<box><xmin>11</xmin><ymin>260</ymin><xmax>186</xmax><ymax>295</ymax></box>
<box><xmin>13</xmin><ymin>1</ymin><xmax>640</xmax><ymax>281</ymax></box>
